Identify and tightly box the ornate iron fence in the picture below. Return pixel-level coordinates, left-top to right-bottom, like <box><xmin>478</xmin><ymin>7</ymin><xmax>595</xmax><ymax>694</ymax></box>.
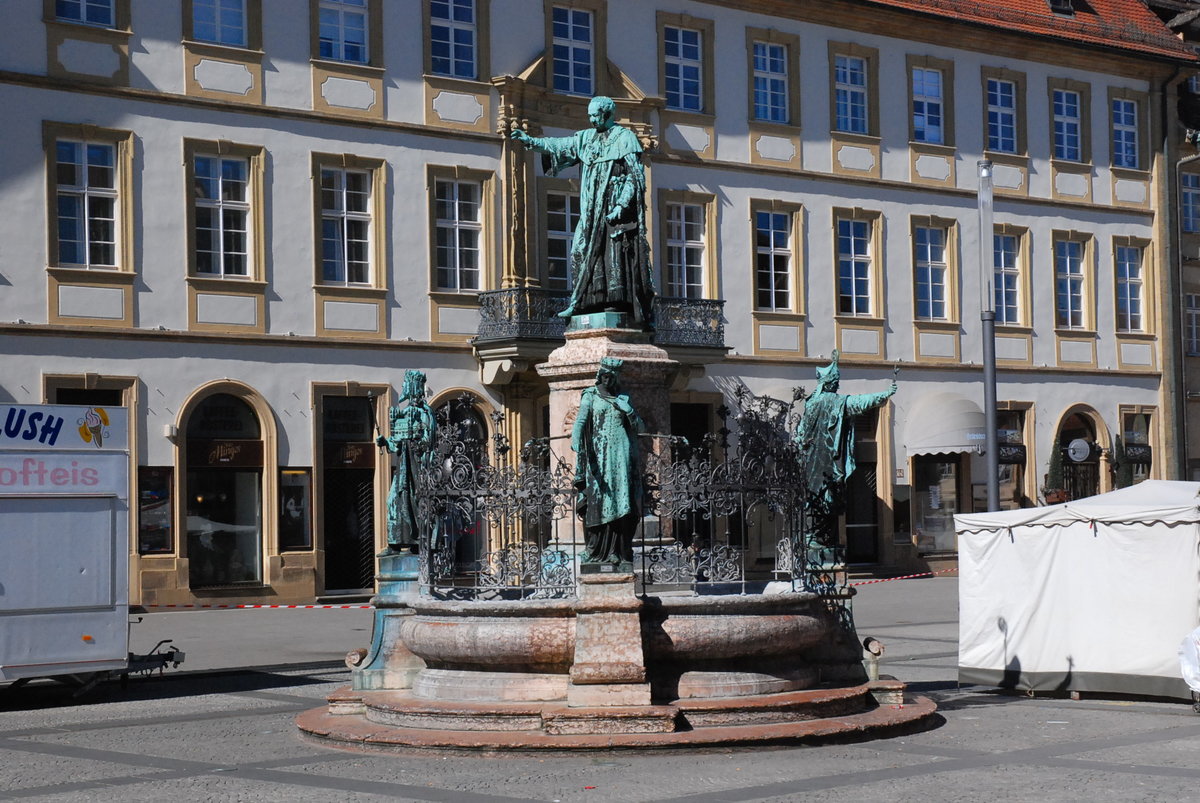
<box><xmin>473</xmin><ymin>288</ymin><xmax>725</xmax><ymax>350</ymax></box>
<box><xmin>413</xmin><ymin>389</ymin><xmax>846</xmax><ymax>600</ymax></box>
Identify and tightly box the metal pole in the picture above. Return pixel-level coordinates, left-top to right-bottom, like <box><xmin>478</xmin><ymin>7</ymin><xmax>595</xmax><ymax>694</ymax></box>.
<box><xmin>979</xmin><ymin>160</ymin><xmax>999</xmax><ymax>512</ymax></box>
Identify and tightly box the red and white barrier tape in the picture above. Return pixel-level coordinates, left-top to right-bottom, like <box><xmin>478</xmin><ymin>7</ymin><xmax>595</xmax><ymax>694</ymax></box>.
<box><xmin>849</xmin><ymin>567</ymin><xmax>958</xmax><ymax>586</ymax></box>
<box><xmin>139</xmin><ymin>603</ymin><xmax>373</xmax><ymax>609</ymax></box>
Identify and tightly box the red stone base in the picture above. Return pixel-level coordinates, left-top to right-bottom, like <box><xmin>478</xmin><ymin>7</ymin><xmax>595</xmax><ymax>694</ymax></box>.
<box><xmin>298</xmin><ymin>681</ymin><xmax>937</xmax><ymax>751</ymax></box>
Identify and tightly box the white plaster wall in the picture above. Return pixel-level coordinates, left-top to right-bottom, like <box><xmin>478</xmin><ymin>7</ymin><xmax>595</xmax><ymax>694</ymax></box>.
<box><xmin>261</xmin><ymin>0</ymin><xmax>315</xmax><ymax>110</ymax></box>
<box><xmin>0</xmin><ymin>332</ymin><xmax>493</xmax><ymax>468</ymax></box>
<box><xmin>129</xmin><ymin>0</ymin><xmax>185</xmax><ymax>94</ymax></box>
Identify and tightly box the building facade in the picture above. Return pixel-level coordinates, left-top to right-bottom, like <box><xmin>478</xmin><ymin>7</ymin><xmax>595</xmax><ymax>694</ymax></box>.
<box><xmin>0</xmin><ymin>0</ymin><xmax>1192</xmax><ymax>604</ymax></box>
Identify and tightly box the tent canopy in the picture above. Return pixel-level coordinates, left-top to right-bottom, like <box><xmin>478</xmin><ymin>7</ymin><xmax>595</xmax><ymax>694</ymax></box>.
<box><xmin>903</xmin><ymin>392</ymin><xmax>985</xmax><ymax>457</ymax></box>
<box><xmin>954</xmin><ymin>480</ymin><xmax>1200</xmax><ymax>533</ymax></box>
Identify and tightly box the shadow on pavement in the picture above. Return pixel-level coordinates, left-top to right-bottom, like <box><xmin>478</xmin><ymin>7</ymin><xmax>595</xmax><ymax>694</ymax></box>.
<box><xmin>0</xmin><ymin>661</ymin><xmax>346</xmax><ymax>712</ymax></box>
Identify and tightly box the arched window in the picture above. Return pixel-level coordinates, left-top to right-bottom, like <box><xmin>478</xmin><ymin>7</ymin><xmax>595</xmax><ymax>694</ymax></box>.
<box><xmin>185</xmin><ymin>393</ymin><xmax>264</xmax><ymax>588</ymax></box>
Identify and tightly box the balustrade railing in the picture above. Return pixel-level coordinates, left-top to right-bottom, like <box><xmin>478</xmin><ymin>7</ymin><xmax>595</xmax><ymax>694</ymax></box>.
<box><xmin>473</xmin><ymin>288</ymin><xmax>725</xmax><ymax>349</ymax></box>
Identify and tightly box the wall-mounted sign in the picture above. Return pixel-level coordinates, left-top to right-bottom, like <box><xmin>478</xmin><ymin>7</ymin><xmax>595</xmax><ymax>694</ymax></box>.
<box><xmin>0</xmin><ymin>405</ymin><xmax>128</xmax><ymax>452</ymax></box>
<box><xmin>1067</xmin><ymin>438</ymin><xmax>1094</xmax><ymax>463</ymax></box>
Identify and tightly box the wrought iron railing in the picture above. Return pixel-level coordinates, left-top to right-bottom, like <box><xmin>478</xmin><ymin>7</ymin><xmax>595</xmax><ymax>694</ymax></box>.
<box><xmin>413</xmin><ymin>389</ymin><xmax>845</xmax><ymax>601</ymax></box>
<box><xmin>473</xmin><ymin>287</ymin><xmax>725</xmax><ymax>349</ymax></box>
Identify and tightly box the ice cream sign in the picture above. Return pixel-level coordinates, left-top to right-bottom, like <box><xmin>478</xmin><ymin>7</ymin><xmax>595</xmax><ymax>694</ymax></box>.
<box><xmin>0</xmin><ymin>405</ymin><xmax>128</xmax><ymax>452</ymax></box>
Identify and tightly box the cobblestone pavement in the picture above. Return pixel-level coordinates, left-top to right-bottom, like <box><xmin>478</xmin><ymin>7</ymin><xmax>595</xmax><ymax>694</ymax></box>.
<box><xmin>4</xmin><ymin>577</ymin><xmax>1200</xmax><ymax>802</ymax></box>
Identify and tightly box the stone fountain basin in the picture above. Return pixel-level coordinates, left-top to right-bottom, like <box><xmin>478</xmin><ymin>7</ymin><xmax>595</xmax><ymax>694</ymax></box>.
<box><xmin>396</xmin><ymin>592</ymin><xmax>834</xmax><ymax>702</ymax></box>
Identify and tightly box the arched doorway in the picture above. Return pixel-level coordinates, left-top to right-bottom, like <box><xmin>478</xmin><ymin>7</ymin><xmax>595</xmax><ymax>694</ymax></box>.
<box><xmin>184</xmin><ymin>393</ymin><xmax>264</xmax><ymax>588</ymax></box>
<box><xmin>1055</xmin><ymin>409</ymin><xmax>1105</xmax><ymax>501</ymax></box>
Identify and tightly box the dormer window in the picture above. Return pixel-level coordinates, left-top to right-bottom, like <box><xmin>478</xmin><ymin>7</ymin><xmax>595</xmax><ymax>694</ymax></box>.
<box><xmin>1048</xmin><ymin>0</ymin><xmax>1074</xmax><ymax>15</ymax></box>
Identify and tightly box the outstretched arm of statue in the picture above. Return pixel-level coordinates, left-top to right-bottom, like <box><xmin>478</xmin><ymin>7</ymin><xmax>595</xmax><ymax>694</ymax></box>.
<box><xmin>845</xmin><ymin>383</ymin><xmax>897</xmax><ymax>415</ymax></box>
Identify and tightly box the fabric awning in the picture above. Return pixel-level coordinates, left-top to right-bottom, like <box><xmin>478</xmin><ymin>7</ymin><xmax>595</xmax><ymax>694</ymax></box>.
<box><xmin>902</xmin><ymin>392</ymin><xmax>985</xmax><ymax>457</ymax></box>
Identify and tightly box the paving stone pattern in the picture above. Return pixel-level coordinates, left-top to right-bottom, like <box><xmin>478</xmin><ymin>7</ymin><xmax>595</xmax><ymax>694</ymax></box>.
<box><xmin>3</xmin><ymin>578</ymin><xmax>1200</xmax><ymax>801</ymax></box>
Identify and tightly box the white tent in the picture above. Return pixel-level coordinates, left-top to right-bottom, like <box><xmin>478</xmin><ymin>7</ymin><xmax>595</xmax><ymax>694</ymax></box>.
<box><xmin>955</xmin><ymin>480</ymin><xmax>1200</xmax><ymax>699</ymax></box>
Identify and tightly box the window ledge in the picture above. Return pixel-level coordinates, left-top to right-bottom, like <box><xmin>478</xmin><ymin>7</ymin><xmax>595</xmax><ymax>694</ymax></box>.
<box><xmin>1054</xmin><ymin>328</ymin><xmax>1097</xmax><ymax>338</ymax></box>
<box><xmin>913</xmin><ymin>319</ymin><xmax>960</xmax><ymax>330</ymax></box>
<box><xmin>834</xmin><ymin>314</ymin><xmax>884</xmax><ymax>325</ymax></box>
<box><xmin>314</xmin><ymin>283</ymin><xmax>387</xmax><ymax>297</ymax></box>
<box><xmin>431</xmin><ymin>290</ymin><xmax>483</xmax><ymax>303</ymax></box>
<box><xmin>45</xmin><ymin>19</ymin><xmax>131</xmax><ymax>37</ymax></box>
<box><xmin>983</xmin><ymin>150</ymin><xmax>1029</xmax><ymax>165</ymax></box>
<box><xmin>1111</xmin><ymin>165</ymin><xmax>1150</xmax><ymax>180</ymax></box>
<box><xmin>1115</xmin><ymin>330</ymin><xmax>1156</xmax><ymax>341</ymax></box>
<box><xmin>423</xmin><ymin>73</ymin><xmax>492</xmax><ymax>91</ymax></box>
<box><xmin>183</xmin><ymin>39</ymin><xmax>264</xmax><ymax>61</ymax></box>
<box><xmin>831</xmin><ymin>130</ymin><xmax>879</xmax><ymax>145</ymax></box>
<box><xmin>1051</xmin><ymin>158</ymin><xmax>1093</xmax><ymax>172</ymax></box>
<box><xmin>752</xmin><ymin>309</ymin><xmax>806</xmax><ymax>320</ymax></box>
<box><xmin>188</xmin><ymin>275</ymin><xmax>266</xmax><ymax>291</ymax></box>
<box><xmin>748</xmin><ymin>119</ymin><xmax>800</xmax><ymax>136</ymax></box>
<box><xmin>48</xmin><ymin>265</ymin><xmax>134</xmax><ymax>282</ymax></box>
<box><xmin>995</xmin><ymin>323</ymin><xmax>1033</xmax><ymax>334</ymax></box>
<box><xmin>309</xmin><ymin>58</ymin><xmax>384</xmax><ymax>77</ymax></box>
<box><xmin>909</xmin><ymin>140</ymin><xmax>955</xmax><ymax>154</ymax></box>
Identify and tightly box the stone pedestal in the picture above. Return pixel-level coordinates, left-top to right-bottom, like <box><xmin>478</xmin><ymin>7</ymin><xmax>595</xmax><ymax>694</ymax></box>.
<box><xmin>536</xmin><ymin>326</ymin><xmax>679</xmax><ymax>462</ymax></box>
<box><xmin>567</xmin><ymin>572</ymin><xmax>651</xmax><ymax>707</ymax></box>
<box><xmin>349</xmin><ymin>553</ymin><xmax>425</xmax><ymax>691</ymax></box>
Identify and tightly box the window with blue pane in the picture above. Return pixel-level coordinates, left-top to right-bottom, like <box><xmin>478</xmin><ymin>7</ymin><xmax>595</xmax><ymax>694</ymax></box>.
<box><xmin>834</xmin><ymin>55</ymin><xmax>867</xmax><ymax>134</ymax></box>
<box><xmin>193</xmin><ymin>0</ymin><xmax>247</xmax><ymax>47</ymax></box>
<box><xmin>320</xmin><ymin>0</ymin><xmax>368</xmax><ymax>64</ymax></box>
<box><xmin>912</xmin><ymin>68</ymin><xmax>943</xmax><ymax>144</ymax></box>
<box><xmin>1054</xmin><ymin>238</ymin><xmax>1085</xmax><ymax>329</ymax></box>
<box><xmin>986</xmin><ymin>78</ymin><xmax>1016</xmax><ymax>153</ymax></box>
<box><xmin>1053</xmin><ymin>89</ymin><xmax>1082</xmax><ymax>162</ymax></box>
<box><xmin>664</xmin><ymin>26</ymin><xmax>702</xmax><ymax>112</ymax></box>
<box><xmin>837</xmin><ymin>218</ymin><xmax>871</xmax><ymax>316</ymax></box>
<box><xmin>1115</xmin><ymin>245</ymin><xmax>1143</xmax><ymax>332</ymax></box>
<box><xmin>430</xmin><ymin>0</ymin><xmax>477</xmax><ymax>79</ymax></box>
<box><xmin>552</xmin><ymin>6</ymin><xmax>593</xmax><ymax>96</ymax></box>
<box><xmin>913</xmin><ymin>226</ymin><xmax>947</xmax><ymax>321</ymax></box>
<box><xmin>55</xmin><ymin>139</ymin><xmax>118</xmax><ymax>268</ymax></box>
<box><xmin>993</xmin><ymin>233</ymin><xmax>1020</xmax><ymax>325</ymax></box>
<box><xmin>56</xmin><ymin>0</ymin><xmax>114</xmax><ymax>27</ymax></box>
<box><xmin>752</xmin><ymin>42</ymin><xmax>788</xmax><ymax>123</ymax></box>
<box><xmin>1184</xmin><ymin>174</ymin><xmax>1200</xmax><ymax>233</ymax></box>
<box><xmin>755</xmin><ymin>210</ymin><xmax>792</xmax><ymax>310</ymax></box>
<box><xmin>1111</xmin><ymin>98</ymin><xmax>1138</xmax><ymax>170</ymax></box>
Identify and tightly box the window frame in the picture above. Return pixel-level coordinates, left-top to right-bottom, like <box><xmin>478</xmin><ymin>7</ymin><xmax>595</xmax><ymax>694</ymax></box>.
<box><xmin>657</xmin><ymin>190</ymin><xmax>717</xmax><ymax>300</ymax></box>
<box><xmin>45</xmin><ymin>122</ymin><xmax>134</xmax><ymax>273</ymax></box>
<box><xmin>309</xmin><ymin>0</ymin><xmax>383</xmax><ymax>68</ymax></box>
<box><xmin>544</xmin><ymin>0</ymin><xmax>606</xmax><ymax>97</ymax></box>
<box><xmin>1186</xmin><ymin>293</ymin><xmax>1200</xmax><ymax>356</ymax></box>
<box><xmin>907</xmin><ymin>55</ymin><xmax>955</xmax><ymax>147</ymax></box>
<box><xmin>993</xmin><ymin>224</ymin><xmax>1030</xmax><ymax>329</ymax></box>
<box><xmin>911</xmin><ymin>219</ymin><xmax>956</xmax><ymax>323</ymax></box>
<box><xmin>981</xmin><ymin>67</ymin><xmax>1027</xmax><ymax>156</ymax></box>
<box><xmin>833</xmin><ymin>208</ymin><xmax>883</xmax><ymax>319</ymax></box>
<box><xmin>662</xmin><ymin>201</ymin><xmax>708</xmax><ymax>299</ymax></box>
<box><xmin>657</xmin><ymin>11</ymin><xmax>715</xmax><ymax>117</ymax></box>
<box><xmin>425</xmin><ymin>0</ymin><xmax>490</xmax><ymax>82</ymax></box>
<box><xmin>828</xmin><ymin>42</ymin><xmax>879</xmax><ymax>138</ymax></box>
<box><xmin>745</xmin><ymin>28</ymin><xmax>800</xmax><ymax>128</ymax></box>
<box><xmin>1052</xmin><ymin>230</ymin><xmax>1094</xmax><ymax>332</ymax></box>
<box><xmin>184</xmin><ymin>139</ymin><xmax>265</xmax><ymax>281</ymax></box>
<box><xmin>1048</xmin><ymin>77</ymin><xmax>1092</xmax><ymax>165</ymax></box>
<box><xmin>541</xmin><ymin>181</ymin><xmax>580</xmax><ymax>293</ymax></box>
<box><xmin>49</xmin><ymin>0</ymin><xmax>125</xmax><ymax>29</ymax></box>
<box><xmin>184</xmin><ymin>0</ymin><xmax>262</xmax><ymax>50</ymax></box>
<box><xmin>751</xmin><ymin>200</ymin><xmax>803</xmax><ymax>315</ymax></box>
<box><xmin>311</xmin><ymin>153</ymin><xmax>387</xmax><ymax>290</ymax></box>
<box><xmin>1108</xmin><ymin>87</ymin><xmax>1149</xmax><ymax>174</ymax></box>
<box><xmin>428</xmin><ymin>165</ymin><xmax>495</xmax><ymax>294</ymax></box>
<box><xmin>1183</xmin><ymin>172</ymin><xmax>1200</xmax><ymax>233</ymax></box>
<box><xmin>1113</xmin><ymin>235</ymin><xmax>1152</xmax><ymax>335</ymax></box>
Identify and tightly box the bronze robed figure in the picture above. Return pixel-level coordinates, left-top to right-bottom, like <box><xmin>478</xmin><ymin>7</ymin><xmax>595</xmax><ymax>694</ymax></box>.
<box><xmin>376</xmin><ymin>369</ymin><xmax>436</xmax><ymax>555</ymax></box>
<box><xmin>570</xmin><ymin>357</ymin><xmax>646</xmax><ymax>569</ymax></box>
<box><xmin>511</xmin><ymin>96</ymin><xmax>655</xmax><ymax>328</ymax></box>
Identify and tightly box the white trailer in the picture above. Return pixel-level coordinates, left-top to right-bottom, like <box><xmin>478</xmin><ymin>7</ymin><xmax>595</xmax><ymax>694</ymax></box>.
<box><xmin>0</xmin><ymin>404</ymin><xmax>178</xmax><ymax>686</ymax></box>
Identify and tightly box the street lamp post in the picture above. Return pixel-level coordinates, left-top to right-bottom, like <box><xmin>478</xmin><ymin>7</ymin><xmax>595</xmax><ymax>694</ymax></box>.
<box><xmin>979</xmin><ymin>160</ymin><xmax>999</xmax><ymax>512</ymax></box>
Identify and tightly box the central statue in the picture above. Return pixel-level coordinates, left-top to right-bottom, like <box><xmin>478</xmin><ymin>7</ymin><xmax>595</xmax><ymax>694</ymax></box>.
<box><xmin>511</xmin><ymin>96</ymin><xmax>655</xmax><ymax>329</ymax></box>
<box><xmin>570</xmin><ymin>357</ymin><xmax>646</xmax><ymax>570</ymax></box>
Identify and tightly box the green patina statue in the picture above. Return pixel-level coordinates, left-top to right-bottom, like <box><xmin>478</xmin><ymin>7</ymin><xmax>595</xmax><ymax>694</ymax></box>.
<box><xmin>376</xmin><ymin>369</ymin><xmax>436</xmax><ymax>555</ymax></box>
<box><xmin>510</xmin><ymin>96</ymin><xmax>655</xmax><ymax>328</ymax></box>
<box><xmin>795</xmin><ymin>350</ymin><xmax>897</xmax><ymax>515</ymax></box>
<box><xmin>570</xmin><ymin>357</ymin><xmax>646</xmax><ymax>569</ymax></box>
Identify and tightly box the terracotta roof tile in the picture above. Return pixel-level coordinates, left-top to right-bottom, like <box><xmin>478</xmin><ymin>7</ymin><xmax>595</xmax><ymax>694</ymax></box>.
<box><xmin>861</xmin><ymin>0</ymin><xmax>1197</xmax><ymax>60</ymax></box>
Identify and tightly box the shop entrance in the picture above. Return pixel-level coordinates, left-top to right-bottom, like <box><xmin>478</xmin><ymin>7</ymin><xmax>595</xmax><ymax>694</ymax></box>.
<box><xmin>185</xmin><ymin>394</ymin><xmax>263</xmax><ymax>588</ymax></box>
<box><xmin>321</xmin><ymin>396</ymin><xmax>376</xmax><ymax>594</ymax></box>
<box><xmin>1058</xmin><ymin>412</ymin><xmax>1100</xmax><ymax>501</ymax></box>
